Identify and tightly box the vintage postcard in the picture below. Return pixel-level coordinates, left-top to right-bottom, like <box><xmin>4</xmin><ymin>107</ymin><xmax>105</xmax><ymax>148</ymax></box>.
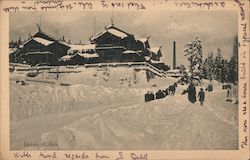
<box><xmin>0</xmin><ymin>0</ymin><xmax>249</xmax><ymax>159</ymax></box>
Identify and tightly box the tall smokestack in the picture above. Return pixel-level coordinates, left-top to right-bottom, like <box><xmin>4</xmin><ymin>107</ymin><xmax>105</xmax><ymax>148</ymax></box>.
<box><xmin>173</xmin><ymin>41</ymin><xmax>176</xmax><ymax>69</ymax></box>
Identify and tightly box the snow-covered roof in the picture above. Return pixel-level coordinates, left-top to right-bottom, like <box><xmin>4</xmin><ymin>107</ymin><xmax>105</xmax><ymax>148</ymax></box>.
<box><xmin>25</xmin><ymin>51</ymin><xmax>54</xmax><ymax>55</ymax></box>
<box><xmin>148</xmin><ymin>47</ymin><xmax>161</xmax><ymax>53</ymax></box>
<box><xmin>33</xmin><ymin>30</ymin><xmax>57</xmax><ymax>41</ymax></box>
<box><xmin>137</xmin><ymin>38</ymin><xmax>148</xmax><ymax>43</ymax></box>
<box><xmin>144</xmin><ymin>56</ymin><xmax>151</xmax><ymax>61</ymax></box>
<box><xmin>108</xmin><ymin>28</ymin><xmax>128</xmax><ymax>38</ymax></box>
<box><xmin>23</xmin><ymin>37</ymin><xmax>54</xmax><ymax>46</ymax></box>
<box><xmin>96</xmin><ymin>46</ymin><xmax>126</xmax><ymax>50</ymax></box>
<box><xmin>69</xmin><ymin>44</ymin><xmax>96</xmax><ymax>51</ymax></box>
<box><xmin>91</xmin><ymin>26</ymin><xmax>129</xmax><ymax>41</ymax></box>
<box><xmin>150</xmin><ymin>59</ymin><xmax>164</xmax><ymax>64</ymax></box>
<box><xmin>57</xmin><ymin>41</ymin><xmax>71</xmax><ymax>47</ymax></box>
<box><xmin>123</xmin><ymin>50</ymin><xmax>141</xmax><ymax>54</ymax></box>
<box><xmin>33</xmin><ymin>37</ymin><xmax>54</xmax><ymax>46</ymax></box>
<box><xmin>60</xmin><ymin>55</ymin><xmax>74</xmax><ymax>61</ymax></box>
<box><xmin>78</xmin><ymin>53</ymin><xmax>99</xmax><ymax>58</ymax></box>
<box><xmin>122</xmin><ymin>50</ymin><xmax>142</xmax><ymax>56</ymax></box>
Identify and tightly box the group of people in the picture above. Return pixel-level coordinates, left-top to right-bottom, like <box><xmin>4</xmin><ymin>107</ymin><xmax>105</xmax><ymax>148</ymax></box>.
<box><xmin>145</xmin><ymin>80</ymin><xmax>213</xmax><ymax>106</ymax></box>
<box><xmin>182</xmin><ymin>81</ymin><xmax>211</xmax><ymax>105</ymax></box>
<box><xmin>144</xmin><ymin>83</ymin><xmax>178</xmax><ymax>102</ymax></box>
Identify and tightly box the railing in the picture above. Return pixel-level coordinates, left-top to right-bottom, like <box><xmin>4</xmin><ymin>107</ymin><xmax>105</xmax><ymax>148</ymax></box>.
<box><xmin>10</xmin><ymin>62</ymin><xmax>167</xmax><ymax>78</ymax></box>
<box><xmin>84</xmin><ymin>62</ymin><xmax>167</xmax><ymax>77</ymax></box>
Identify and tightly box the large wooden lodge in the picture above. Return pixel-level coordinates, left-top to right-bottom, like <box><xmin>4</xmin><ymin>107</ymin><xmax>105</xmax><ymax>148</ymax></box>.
<box><xmin>9</xmin><ymin>24</ymin><xmax>169</xmax><ymax>71</ymax></box>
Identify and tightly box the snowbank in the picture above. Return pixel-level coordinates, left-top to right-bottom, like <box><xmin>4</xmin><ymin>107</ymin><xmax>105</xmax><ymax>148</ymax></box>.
<box><xmin>10</xmin><ymin>83</ymin><xmax>145</xmax><ymax>121</ymax></box>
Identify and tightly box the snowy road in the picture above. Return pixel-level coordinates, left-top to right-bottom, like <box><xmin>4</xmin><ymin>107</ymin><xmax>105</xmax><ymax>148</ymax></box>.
<box><xmin>10</xmin><ymin>80</ymin><xmax>238</xmax><ymax>150</ymax></box>
<box><xmin>39</xmin><ymin>90</ymin><xmax>238</xmax><ymax>150</ymax></box>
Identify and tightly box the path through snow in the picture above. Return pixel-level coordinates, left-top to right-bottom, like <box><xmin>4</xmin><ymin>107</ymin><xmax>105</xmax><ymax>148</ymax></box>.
<box><xmin>39</xmin><ymin>92</ymin><xmax>238</xmax><ymax>150</ymax></box>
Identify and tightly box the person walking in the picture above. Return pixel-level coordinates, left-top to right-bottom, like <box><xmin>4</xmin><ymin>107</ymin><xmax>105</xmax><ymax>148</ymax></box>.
<box><xmin>187</xmin><ymin>81</ymin><xmax>196</xmax><ymax>103</ymax></box>
<box><xmin>198</xmin><ymin>88</ymin><xmax>205</xmax><ymax>105</ymax></box>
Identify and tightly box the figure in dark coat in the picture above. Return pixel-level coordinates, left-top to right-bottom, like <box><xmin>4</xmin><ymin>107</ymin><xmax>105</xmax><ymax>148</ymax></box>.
<box><xmin>145</xmin><ymin>91</ymin><xmax>155</xmax><ymax>102</ymax></box>
<box><xmin>156</xmin><ymin>90</ymin><xmax>165</xmax><ymax>99</ymax></box>
<box><xmin>145</xmin><ymin>91</ymin><xmax>151</xmax><ymax>102</ymax></box>
<box><xmin>187</xmin><ymin>82</ymin><xmax>196</xmax><ymax>103</ymax></box>
<box><xmin>198</xmin><ymin>88</ymin><xmax>205</xmax><ymax>105</ymax></box>
<box><xmin>164</xmin><ymin>88</ymin><xmax>169</xmax><ymax>96</ymax></box>
<box><xmin>168</xmin><ymin>86</ymin><xmax>174</xmax><ymax>95</ymax></box>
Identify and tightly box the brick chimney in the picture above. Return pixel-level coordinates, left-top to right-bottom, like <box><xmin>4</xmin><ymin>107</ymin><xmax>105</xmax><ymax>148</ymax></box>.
<box><xmin>173</xmin><ymin>41</ymin><xmax>176</xmax><ymax>69</ymax></box>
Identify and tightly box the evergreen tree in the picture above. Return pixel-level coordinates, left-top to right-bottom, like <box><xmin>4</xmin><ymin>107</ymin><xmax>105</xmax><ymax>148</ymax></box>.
<box><xmin>9</xmin><ymin>40</ymin><xmax>14</xmax><ymax>48</ymax></box>
<box><xmin>207</xmin><ymin>52</ymin><xmax>215</xmax><ymax>80</ymax></box>
<box><xmin>177</xmin><ymin>65</ymin><xmax>190</xmax><ymax>84</ymax></box>
<box><xmin>221</xmin><ymin>59</ymin><xmax>227</xmax><ymax>83</ymax></box>
<box><xmin>18</xmin><ymin>37</ymin><xmax>22</xmax><ymax>45</ymax></box>
<box><xmin>214</xmin><ymin>48</ymin><xmax>223</xmax><ymax>81</ymax></box>
<box><xmin>228</xmin><ymin>36</ymin><xmax>238</xmax><ymax>83</ymax></box>
<box><xmin>184</xmin><ymin>37</ymin><xmax>203</xmax><ymax>82</ymax></box>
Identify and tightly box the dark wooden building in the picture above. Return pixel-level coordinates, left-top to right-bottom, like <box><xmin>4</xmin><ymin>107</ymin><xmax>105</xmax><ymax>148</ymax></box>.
<box><xmin>89</xmin><ymin>25</ymin><xmax>162</xmax><ymax>64</ymax></box>
<box><xmin>10</xmin><ymin>24</ymin><xmax>166</xmax><ymax>70</ymax></box>
<box><xmin>11</xmin><ymin>29</ymin><xmax>70</xmax><ymax>66</ymax></box>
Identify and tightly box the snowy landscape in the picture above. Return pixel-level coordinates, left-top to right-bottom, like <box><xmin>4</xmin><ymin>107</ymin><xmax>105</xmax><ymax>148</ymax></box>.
<box><xmin>10</xmin><ymin>69</ymin><xmax>238</xmax><ymax>150</ymax></box>
<box><xmin>9</xmin><ymin>11</ymin><xmax>239</xmax><ymax>150</ymax></box>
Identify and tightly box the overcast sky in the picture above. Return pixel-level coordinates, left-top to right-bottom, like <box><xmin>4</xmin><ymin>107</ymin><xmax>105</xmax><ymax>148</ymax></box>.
<box><xmin>10</xmin><ymin>11</ymin><xmax>237</xmax><ymax>66</ymax></box>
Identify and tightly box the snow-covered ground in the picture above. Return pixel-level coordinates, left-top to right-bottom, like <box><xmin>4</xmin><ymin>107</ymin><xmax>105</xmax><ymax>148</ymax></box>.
<box><xmin>9</xmin><ymin>70</ymin><xmax>238</xmax><ymax>150</ymax></box>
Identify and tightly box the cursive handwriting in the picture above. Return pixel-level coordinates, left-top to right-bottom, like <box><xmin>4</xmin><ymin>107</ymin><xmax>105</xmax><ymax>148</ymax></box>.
<box><xmin>175</xmin><ymin>1</ymin><xmax>225</xmax><ymax>9</ymax></box>
<box><xmin>241</xmin><ymin>135</ymin><xmax>248</xmax><ymax>148</ymax></box>
<box><xmin>239</xmin><ymin>62</ymin><xmax>246</xmax><ymax>79</ymax></box>
<box><xmin>64</xmin><ymin>152</ymin><xmax>89</xmax><ymax>160</ymax></box>
<box><xmin>234</xmin><ymin>0</ymin><xmax>245</xmax><ymax>20</ymax></box>
<box><xmin>240</xmin><ymin>23</ymin><xmax>250</xmax><ymax>47</ymax></box>
<box><xmin>13</xmin><ymin>151</ymin><xmax>32</xmax><ymax>158</ymax></box>
<box><xmin>3</xmin><ymin>0</ymin><xmax>147</xmax><ymax>13</ymax></box>
<box><xmin>131</xmin><ymin>153</ymin><xmax>148</xmax><ymax>160</ymax></box>
<box><xmin>96</xmin><ymin>152</ymin><xmax>110</xmax><ymax>160</ymax></box>
<box><xmin>39</xmin><ymin>151</ymin><xmax>57</xmax><ymax>159</ymax></box>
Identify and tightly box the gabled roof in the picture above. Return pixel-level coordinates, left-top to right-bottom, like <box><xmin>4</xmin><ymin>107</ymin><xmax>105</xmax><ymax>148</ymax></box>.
<box><xmin>23</xmin><ymin>37</ymin><xmax>54</xmax><ymax>46</ymax></box>
<box><xmin>22</xmin><ymin>29</ymin><xmax>58</xmax><ymax>47</ymax></box>
<box><xmin>90</xmin><ymin>25</ymin><xmax>132</xmax><ymax>41</ymax></box>
<box><xmin>21</xmin><ymin>29</ymin><xmax>72</xmax><ymax>49</ymax></box>
<box><xmin>33</xmin><ymin>30</ymin><xmax>57</xmax><ymax>41</ymax></box>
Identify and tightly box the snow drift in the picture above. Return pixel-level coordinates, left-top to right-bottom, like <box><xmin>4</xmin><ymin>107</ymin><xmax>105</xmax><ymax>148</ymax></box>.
<box><xmin>10</xmin><ymin>82</ymin><xmax>145</xmax><ymax>121</ymax></box>
<box><xmin>39</xmin><ymin>92</ymin><xmax>238</xmax><ymax>150</ymax></box>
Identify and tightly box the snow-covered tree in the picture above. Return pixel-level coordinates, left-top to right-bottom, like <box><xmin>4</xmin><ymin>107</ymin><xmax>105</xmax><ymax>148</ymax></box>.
<box><xmin>214</xmin><ymin>48</ymin><xmax>223</xmax><ymax>81</ymax></box>
<box><xmin>184</xmin><ymin>37</ymin><xmax>203</xmax><ymax>82</ymax></box>
<box><xmin>228</xmin><ymin>36</ymin><xmax>238</xmax><ymax>83</ymax></box>
<box><xmin>177</xmin><ymin>65</ymin><xmax>190</xmax><ymax>84</ymax></box>
<box><xmin>202</xmin><ymin>52</ymin><xmax>214</xmax><ymax>80</ymax></box>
